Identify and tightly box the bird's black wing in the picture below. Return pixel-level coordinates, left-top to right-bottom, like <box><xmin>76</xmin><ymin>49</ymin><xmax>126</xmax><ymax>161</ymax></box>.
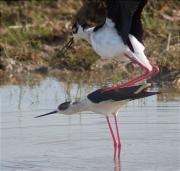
<box><xmin>106</xmin><ymin>0</ymin><xmax>147</xmax><ymax>49</ymax></box>
<box><xmin>87</xmin><ymin>84</ymin><xmax>158</xmax><ymax>103</ymax></box>
<box><xmin>130</xmin><ymin>0</ymin><xmax>148</xmax><ymax>43</ymax></box>
<box><xmin>88</xmin><ymin>85</ymin><xmax>141</xmax><ymax>103</ymax></box>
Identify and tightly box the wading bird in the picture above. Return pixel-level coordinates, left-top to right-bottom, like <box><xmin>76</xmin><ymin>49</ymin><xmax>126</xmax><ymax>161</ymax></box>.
<box><xmin>71</xmin><ymin>0</ymin><xmax>159</xmax><ymax>92</ymax></box>
<box><xmin>35</xmin><ymin>83</ymin><xmax>159</xmax><ymax>160</ymax></box>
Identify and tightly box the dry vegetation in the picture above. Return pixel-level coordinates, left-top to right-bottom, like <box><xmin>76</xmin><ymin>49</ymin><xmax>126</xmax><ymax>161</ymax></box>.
<box><xmin>0</xmin><ymin>0</ymin><xmax>179</xmax><ymax>84</ymax></box>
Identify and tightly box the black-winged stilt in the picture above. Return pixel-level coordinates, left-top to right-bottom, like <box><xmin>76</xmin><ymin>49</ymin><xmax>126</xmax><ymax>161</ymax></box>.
<box><xmin>71</xmin><ymin>0</ymin><xmax>159</xmax><ymax>91</ymax></box>
<box><xmin>35</xmin><ymin>83</ymin><xmax>159</xmax><ymax>160</ymax></box>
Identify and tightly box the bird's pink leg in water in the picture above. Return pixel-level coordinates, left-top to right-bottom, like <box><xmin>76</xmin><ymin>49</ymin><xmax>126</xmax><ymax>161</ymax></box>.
<box><xmin>114</xmin><ymin>114</ymin><xmax>121</xmax><ymax>159</ymax></box>
<box><xmin>106</xmin><ymin>116</ymin><xmax>117</xmax><ymax>160</ymax></box>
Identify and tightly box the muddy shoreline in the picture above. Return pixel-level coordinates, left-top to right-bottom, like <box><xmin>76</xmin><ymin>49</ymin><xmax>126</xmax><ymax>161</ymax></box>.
<box><xmin>0</xmin><ymin>64</ymin><xmax>179</xmax><ymax>91</ymax></box>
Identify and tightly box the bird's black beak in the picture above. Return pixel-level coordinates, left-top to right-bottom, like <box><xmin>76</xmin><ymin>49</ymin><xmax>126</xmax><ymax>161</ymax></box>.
<box><xmin>34</xmin><ymin>110</ymin><xmax>58</xmax><ymax>118</ymax></box>
<box><xmin>59</xmin><ymin>37</ymin><xmax>74</xmax><ymax>56</ymax></box>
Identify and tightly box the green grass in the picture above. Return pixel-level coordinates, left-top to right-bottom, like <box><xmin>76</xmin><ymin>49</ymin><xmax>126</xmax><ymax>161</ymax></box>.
<box><xmin>0</xmin><ymin>0</ymin><xmax>179</xmax><ymax>80</ymax></box>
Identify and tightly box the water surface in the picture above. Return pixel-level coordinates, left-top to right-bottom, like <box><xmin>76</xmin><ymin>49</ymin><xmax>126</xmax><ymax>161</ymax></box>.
<box><xmin>0</xmin><ymin>78</ymin><xmax>180</xmax><ymax>171</ymax></box>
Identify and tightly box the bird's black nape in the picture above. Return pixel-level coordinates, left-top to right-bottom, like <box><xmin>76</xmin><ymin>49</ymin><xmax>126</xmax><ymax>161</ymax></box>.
<box><xmin>58</xmin><ymin>101</ymin><xmax>71</xmax><ymax>111</ymax></box>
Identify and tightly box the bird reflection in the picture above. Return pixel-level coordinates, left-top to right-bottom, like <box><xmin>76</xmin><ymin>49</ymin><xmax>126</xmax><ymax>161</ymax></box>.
<box><xmin>114</xmin><ymin>159</ymin><xmax>121</xmax><ymax>171</ymax></box>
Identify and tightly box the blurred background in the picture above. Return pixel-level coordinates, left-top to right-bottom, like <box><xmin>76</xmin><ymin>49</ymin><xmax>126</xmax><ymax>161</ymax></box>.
<box><xmin>0</xmin><ymin>0</ymin><xmax>179</xmax><ymax>87</ymax></box>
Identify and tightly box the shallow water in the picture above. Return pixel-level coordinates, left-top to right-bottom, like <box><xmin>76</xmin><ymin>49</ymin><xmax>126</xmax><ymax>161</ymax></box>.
<box><xmin>0</xmin><ymin>78</ymin><xmax>180</xmax><ymax>171</ymax></box>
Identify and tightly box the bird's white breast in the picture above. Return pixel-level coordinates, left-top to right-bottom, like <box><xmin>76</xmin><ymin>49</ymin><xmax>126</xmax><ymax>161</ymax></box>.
<box><xmin>89</xmin><ymin>100</ymin><xmax>129</xmax><ymax>115</ymax></box>
<box><xmin>90</xmin><ymin>24</ymin><xmax>126</xmax><ymax>59</ymax></box>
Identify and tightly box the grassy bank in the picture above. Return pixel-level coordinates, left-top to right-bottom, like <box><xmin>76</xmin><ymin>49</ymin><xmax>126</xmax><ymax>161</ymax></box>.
<box><xmin>0</xmin><ymin>0</ymin><xmax>179</xmax><ymax>84</ymax></box>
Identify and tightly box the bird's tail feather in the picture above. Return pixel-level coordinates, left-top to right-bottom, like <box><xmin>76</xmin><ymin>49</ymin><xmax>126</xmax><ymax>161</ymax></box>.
<box><xmin>128</xmin><ymin>34</ymin><xmax>153</xmax><ymax>71</ymax></box>
<box><xmin>131</xmin><ymin>91</ymin><xmax>159</xmax><ymax>100</ymax></box>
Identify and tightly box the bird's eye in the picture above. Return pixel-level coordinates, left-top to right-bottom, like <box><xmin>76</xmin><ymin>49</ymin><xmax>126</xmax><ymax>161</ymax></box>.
<box><xmin>72</xmin><ymin>23</ymin><xmax>78</xmax><ymax>34</ymax></box>
<box><xmin>72</xmin><ymin>27</ymin><xmax>78</xmax><ymax>34</ymax></box>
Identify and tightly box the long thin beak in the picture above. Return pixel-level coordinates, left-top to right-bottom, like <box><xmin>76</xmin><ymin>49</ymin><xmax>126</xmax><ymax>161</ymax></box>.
<box><xmin>34</xmin><ymin>110</ymin><xmax>58</xmax><ymax>118</ymax></box>
<box><xmin>60</xmin><ymin>37</ymin><xmax>74</xmax><ymax>55</ymax></box>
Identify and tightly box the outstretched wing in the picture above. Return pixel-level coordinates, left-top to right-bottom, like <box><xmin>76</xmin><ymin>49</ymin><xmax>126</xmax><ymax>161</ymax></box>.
<box><xmin>106</xmin><ymin>0</ymin><xmax>147</xmax><ymax>49</ymax></box>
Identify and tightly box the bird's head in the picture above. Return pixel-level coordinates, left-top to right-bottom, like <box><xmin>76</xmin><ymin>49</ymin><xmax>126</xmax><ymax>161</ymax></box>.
<box><xmin>72</xmin><ymin>21</ymin><xmax>87</xmax><ymax>43</ymax></box>
<box><xmin>35</xmin><ymin>101</ymin><xmax>82</xmax><ymax>118</ymax></box>
<box><xmin>57</xmin><ymin>101</ymin><xmax>72</xmax><ymax>114</ymax></box>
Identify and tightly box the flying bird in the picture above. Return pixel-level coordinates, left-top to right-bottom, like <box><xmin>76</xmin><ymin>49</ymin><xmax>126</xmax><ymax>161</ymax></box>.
<box><xmin>71</xmin><ymin>0</ymin><xmax>159</xmax><ymax>91</ymax></box>
<box><xmin>35</xmin><ymin>83</ymin><xmax>159</xmax><ymax>160</ymax></box>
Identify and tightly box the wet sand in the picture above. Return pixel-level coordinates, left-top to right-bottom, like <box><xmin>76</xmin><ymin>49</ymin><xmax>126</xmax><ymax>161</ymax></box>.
<box><xmin>0</xmin><ymin>78</ymin><xmax>180</xmax><ymax>171</ymax></box>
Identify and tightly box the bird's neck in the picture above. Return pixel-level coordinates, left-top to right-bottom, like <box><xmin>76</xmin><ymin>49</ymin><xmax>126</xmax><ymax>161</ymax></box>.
<box><xmin>79</xmin><ymin>28</ymin><xmax>93</xmax><ymax>44</ymax></box>
<box><xmin>63</xmin><ymin>101</ymin><xmax>88</xmax><ymax>115</ymax></box>
<box><xmin>105</xmin><ymin>18</ymin><xmax>115</xmax><ymax>27</ymax></box>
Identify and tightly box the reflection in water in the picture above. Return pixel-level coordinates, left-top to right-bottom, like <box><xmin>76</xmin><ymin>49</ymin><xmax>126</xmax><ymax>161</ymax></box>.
<box><xmin>114</xmin><ymin>159</ymin><xmax>121</xmax><ymax>171</ymax></box>
<box><xmin>0</xmin><ymin>77</ymin><xmax>180</xmax><ymax>171</ymax></box>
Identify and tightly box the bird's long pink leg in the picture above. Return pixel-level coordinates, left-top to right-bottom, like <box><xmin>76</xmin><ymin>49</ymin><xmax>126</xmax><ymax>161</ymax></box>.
<box><xmin>114</xmin><ymin>114</ymin><xmax>121</xmax><ymax>160</ymax></box>
<box><xmin>121</xmin><ymin>54</ymin><xmax>159</xmax><ymax>86</ymax></box>
<box><xmin>103</xmin><ymin>54</ymin><xmax>159</xmax><ymax>92</ymax></box>
<box><xmin>106</xmin><ymin>116</ymin><xmax>117</xmax><ymax>160</ymax></box>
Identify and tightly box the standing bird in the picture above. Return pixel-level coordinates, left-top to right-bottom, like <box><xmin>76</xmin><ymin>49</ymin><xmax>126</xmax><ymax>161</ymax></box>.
<box><xmin>72</xmin><ymin>0</ymin><xmax>159</xmax><ymax>91</ymax></box>
<box><xmin>35</xmin><ymin>83</ymin><xmax>159</xmax><ymax>160</ymax></box>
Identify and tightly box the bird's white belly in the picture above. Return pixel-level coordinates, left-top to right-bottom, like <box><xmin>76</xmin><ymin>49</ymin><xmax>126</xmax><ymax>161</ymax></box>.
<box><xmin>91</xmin><ymin>28</ymin><xmax>126</xmax><ymax>59</ymax></box>
<box><xmin>91</xmin><ymin>100</ymin><xmax>128</xmax><ymax>115</ymax></box>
